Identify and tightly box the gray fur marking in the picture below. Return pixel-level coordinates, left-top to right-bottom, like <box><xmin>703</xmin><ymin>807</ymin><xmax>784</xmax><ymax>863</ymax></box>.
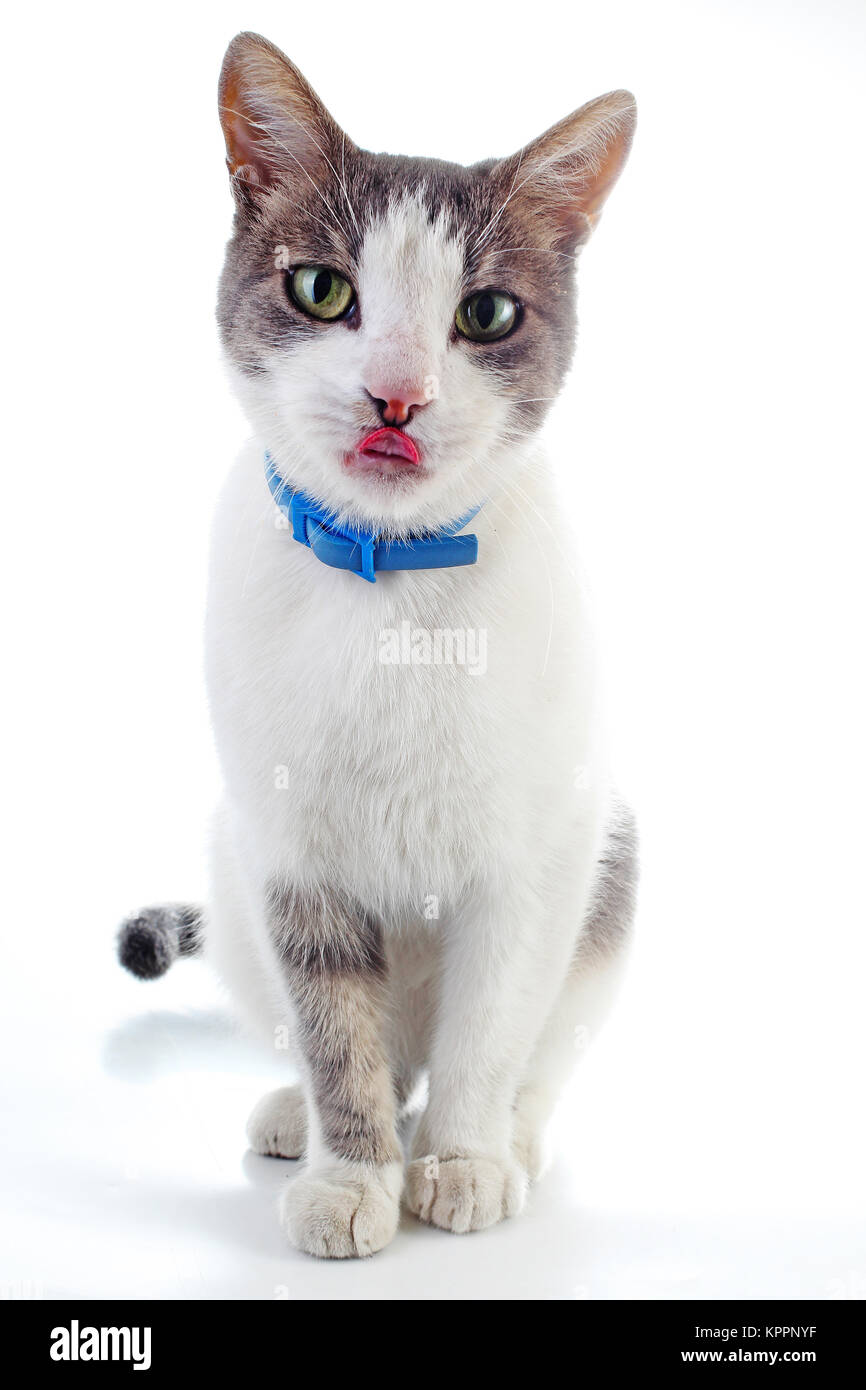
<box><xmin>577</xmin><ymin>803</ymin><xmax>639</xmax><ymax>964</ymax></box>
<box><xmin>267</xmin><ymin>881</ymin><xmax>400</xmax><ymax>1167</ymax></box>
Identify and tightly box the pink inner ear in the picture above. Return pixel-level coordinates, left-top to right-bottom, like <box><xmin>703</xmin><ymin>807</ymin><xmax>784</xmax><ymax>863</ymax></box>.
<box><xmin>578</xmin><ymin>125</ymin><xmax>635</xmax><ymax>223</ymax></box>
<box><xmin>221</xmin><ymin>70</ymin><xmax>274</xmax><ymax>185</ymax></box>
<box><xmin>224</xmin><ymin>109</ymin><xmax>259</xmax><ymax>176</ymax></box>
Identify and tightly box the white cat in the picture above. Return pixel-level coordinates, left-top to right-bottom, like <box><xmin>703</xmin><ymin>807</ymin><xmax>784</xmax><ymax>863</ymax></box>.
<box><xmin>119</xmin><ymin>30</ymin><xmax>638</xmax><ymax>1259</ymax></box>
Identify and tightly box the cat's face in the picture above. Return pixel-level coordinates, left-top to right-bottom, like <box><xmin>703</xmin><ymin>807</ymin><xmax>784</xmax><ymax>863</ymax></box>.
<box><xmin>217</xmin><ymin>34</ymin><xmax>635</xmax><ymax>533</ymax></box>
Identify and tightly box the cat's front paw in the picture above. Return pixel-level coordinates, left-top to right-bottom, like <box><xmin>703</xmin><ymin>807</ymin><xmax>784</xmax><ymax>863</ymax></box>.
<box><xmin>405</xmin><ymin>1154</ymin><xmax>527</xmax><ymax>1234</ymax></box>
<box><xmin>281</xmin><ymin>1161</ymin><xmax>402</xmax><ymax>1258</ymax></box>
<box><xmin>246</xmin><ymin>1085</ymin><xmax>307</xmax><ymax>1159</ymax></box>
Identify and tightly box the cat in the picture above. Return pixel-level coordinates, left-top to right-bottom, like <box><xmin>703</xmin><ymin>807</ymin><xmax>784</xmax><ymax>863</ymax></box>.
<box><xmin>118</xmin><ymin>30</ymin><xmax>639</xmax><ymax>1259</ymax></box>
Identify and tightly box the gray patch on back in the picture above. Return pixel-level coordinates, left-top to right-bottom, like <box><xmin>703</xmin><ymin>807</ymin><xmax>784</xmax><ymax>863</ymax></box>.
<box><xmin>575</xmin><ymin>802</ymin><xmax>639</xmax><ymax>964</ymax></box>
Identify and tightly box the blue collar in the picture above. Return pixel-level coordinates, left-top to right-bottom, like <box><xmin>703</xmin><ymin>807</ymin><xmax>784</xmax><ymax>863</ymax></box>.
<box><xmin>264</xmin><ymin>455</ymin><xmax>480</xmax><ymax>583</ymax></box>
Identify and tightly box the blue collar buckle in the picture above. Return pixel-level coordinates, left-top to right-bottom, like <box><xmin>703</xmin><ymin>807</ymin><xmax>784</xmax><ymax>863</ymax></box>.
<box><xmin>265</xmin><ymin>455</ymin><xmax>480</xmax><ymax>583</ymax></box>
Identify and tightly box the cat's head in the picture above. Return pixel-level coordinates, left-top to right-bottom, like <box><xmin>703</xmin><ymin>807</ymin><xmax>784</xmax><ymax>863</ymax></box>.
<box><xmin>217</xmin><ymin>32</ymin><xmax>635</xmax><ymax>534</ymax></box>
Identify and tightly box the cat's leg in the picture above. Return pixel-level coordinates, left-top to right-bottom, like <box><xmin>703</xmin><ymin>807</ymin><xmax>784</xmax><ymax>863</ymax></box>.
<box><xmin>268</xmin><ymin>882</ymin><xmax>403</xmax><ymax>1259</ymax></box>
<box><xmin>384</xmin><ymin>924</ymin><xmax>440</xmax><ymax>1120</ymax></box>
<box><xmin>513</xmin><ymin>803</ymin><xmax>639</xmax><ymax>1179</ymax></box>
<box><xmin>405</xmin><ymin>867</ymin><xmax>590</xmax><ymax>1235</ymax></box>
<box><xmin>246</xmin><ymin>1059</ymin><xmax>424</xmax><ymax>1163</ymax></box>
<box><xmin>511</xmin><ymin>952</ymin><xmax>628</xmax><ymax>1180</ymax></box>
<box><xmin>246</xmin><ymin>1011</ymin><xmax>425</xmax><ymax>1162</ymax></box>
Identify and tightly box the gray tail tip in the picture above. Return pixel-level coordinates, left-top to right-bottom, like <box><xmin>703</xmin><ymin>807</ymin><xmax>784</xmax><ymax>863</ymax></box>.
<box><xmin>116</xmin><ymin>905</ymin><xmax>203</xmax><ymax>981</ymax></box>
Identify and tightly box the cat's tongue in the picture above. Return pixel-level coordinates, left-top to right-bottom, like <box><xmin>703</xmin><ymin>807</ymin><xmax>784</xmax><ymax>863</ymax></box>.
<box><xmin>353</xmin><ymin>427</ymin><xmax>420</xmax><ymax>472</ymax></box>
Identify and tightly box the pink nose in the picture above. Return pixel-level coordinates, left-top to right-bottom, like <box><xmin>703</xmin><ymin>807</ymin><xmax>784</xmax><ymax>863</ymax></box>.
<box><xmin>366</xmin><ymin>383</ymin><xmax>432</xmax><ymax>426</ymax></box>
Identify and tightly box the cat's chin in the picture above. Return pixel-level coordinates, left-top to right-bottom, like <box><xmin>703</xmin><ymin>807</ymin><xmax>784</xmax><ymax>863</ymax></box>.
<box><xmin>341</xmin><ymin>451</ymin><xmax>429</xmax><ymax>488</ymax></box>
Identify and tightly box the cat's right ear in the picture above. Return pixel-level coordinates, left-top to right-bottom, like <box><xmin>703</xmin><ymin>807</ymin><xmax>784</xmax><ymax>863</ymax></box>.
<box><xmin>218</xmin><ymin>33</ymin><xmax>352</xmax><ymax>209</ymax></box>
<box><xmin>491</xmin><ymin>90</ymin><xmax>637</xmax><ymax>249</ymax></box>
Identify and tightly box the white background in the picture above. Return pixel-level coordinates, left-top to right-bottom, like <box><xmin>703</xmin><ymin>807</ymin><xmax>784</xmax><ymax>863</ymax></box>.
<box><xmin>2</xmin><ymin>0</ymin><xmax>865</xmax><ymax>1300</ymax></box>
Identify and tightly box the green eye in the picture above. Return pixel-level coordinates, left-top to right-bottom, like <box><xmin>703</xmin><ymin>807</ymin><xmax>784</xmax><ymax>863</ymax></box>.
<box><xmin>456</xmin><ymin>290</ymin><xmax>518</xmax><ymax>342</ymax></box>
<box><xmin>289</xmin><ymin>265</ymin><xmax>355</xmax><ymax>321</ymax></box>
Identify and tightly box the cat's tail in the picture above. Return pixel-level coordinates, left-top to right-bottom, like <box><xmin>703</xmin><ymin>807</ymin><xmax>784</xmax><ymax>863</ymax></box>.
<box><xmin>116</xmin><ymin>903</ymin><xmax>204</xmax><ymax>980</ymax></box>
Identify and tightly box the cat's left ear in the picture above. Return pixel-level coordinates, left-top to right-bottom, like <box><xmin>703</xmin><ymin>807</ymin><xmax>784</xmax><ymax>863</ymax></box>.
<box><xmin>492</xmin><ymin>91</ymin><xmax>636</xmax><ymax>248</ymax></box>
<box><xmin>218</xmin><ymin>32</ymin><xmax>353</xmax><ymax>208</ymax></box>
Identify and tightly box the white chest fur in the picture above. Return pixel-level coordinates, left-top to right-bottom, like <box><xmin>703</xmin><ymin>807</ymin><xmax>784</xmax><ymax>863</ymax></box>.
<box><xmin>205</xmin><ymin>443</ymin><xmax>607</xmax><ymax>921</ymax></box>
